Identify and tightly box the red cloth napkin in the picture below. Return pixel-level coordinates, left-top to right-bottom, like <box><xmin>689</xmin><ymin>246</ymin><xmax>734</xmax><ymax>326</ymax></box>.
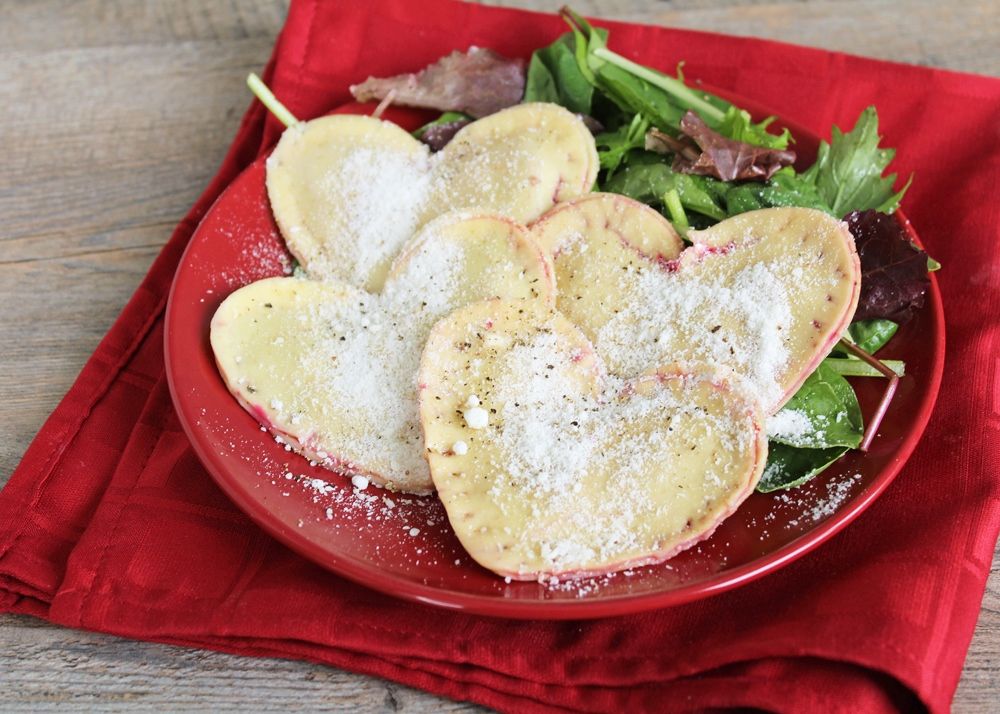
<box><xmin>3</xmin><ymin>1</ymin><xmax>999</xmax><ymax>711</ymax></box>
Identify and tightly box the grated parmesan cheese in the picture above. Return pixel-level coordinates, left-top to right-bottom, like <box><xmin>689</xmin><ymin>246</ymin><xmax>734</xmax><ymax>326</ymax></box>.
<box><xmin>596</xmin><ymin>258</ymin><xmax>795</xmax><ymax>408</ymax></box>
<box><xmin>309</xmin><ymin>147</ymin><xmax>432</xmax><ymax>285</ymax></box>
<box><xmin>463</xmin><ymin>407</ymin><xmax>489</xmax><ymax>430</ymax></box>
<box><xmin>767</xmin><ymin>409</ymin><xmax>812</xmax><ymax>442</ymax></box>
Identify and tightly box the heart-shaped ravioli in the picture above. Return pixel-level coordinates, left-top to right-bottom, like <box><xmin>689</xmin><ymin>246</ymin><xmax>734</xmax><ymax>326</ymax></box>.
<box><xmin>532</xmin><ymin>195</ymin><xmax>860</xmax><ymax>413</ymax></box>
<box><xmin>211</xmin><ymin>213</ymin><xmax>554</xmax><ymax>493</ymax></box>
<box><xmin>266</xmin><ymin>103</ymin><xmax>598</xmax><ymax>291</ymax></box>
<box><xmin>419</xmin><ymin>300</ymin><xmax>766</xmax><ymax>579</ymax></box>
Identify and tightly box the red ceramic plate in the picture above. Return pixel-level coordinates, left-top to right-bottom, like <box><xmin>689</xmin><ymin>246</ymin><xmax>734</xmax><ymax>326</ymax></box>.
<box><xmin>165</xmin><ymin>98</ymin><xmax>944</xmax><ymax>619</ymax></box>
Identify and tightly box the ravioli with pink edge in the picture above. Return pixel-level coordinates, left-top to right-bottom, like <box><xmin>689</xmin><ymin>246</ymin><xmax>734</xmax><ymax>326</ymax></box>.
<box><xmin>531</xmin><ymin>196</ymin><xmax>861</xmax><ymax>413</ymax></box>
<box><xmin>211</xmin><ymin>213</ymin><xmax>554</xmax><ymax>494</ymax></box>
<box><xmin>266</xmin><ymin>103</ymin><xmax>598</xmax><ymax>292</ymax></box>
<box><xmin>419</xmin><ymin>299</ymin><xmax>766</xmax><ymax>580</ymax></box>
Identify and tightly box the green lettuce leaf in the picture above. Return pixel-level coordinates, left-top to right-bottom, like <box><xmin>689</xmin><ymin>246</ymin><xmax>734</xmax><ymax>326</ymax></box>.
<box><xmin>715</xmin><ymin>106</ymin><xmax>791</xmax><ymax>151</ymax></box>
<box><xmin>757</xmin><ymin>444</ymin><xmax>851</xmax><ymax>492</ymax></box>
<box><xmin>560</xmin><ymin>9</ymin><xmax>786</xmax><ymax>148</ymax></box>
<box><xmin>523</xmin><ymin>31</ymin><xmax>600</xmax><ymax>114</ymax></box>
<box><xmin>750</xmin><ymin>167</ymin><xmax>830</xmax><ymax>212</ymax></box>
<box><xmin>602</xmin><ymin>152</ymin><xmax>727</xmax><ymax>221</ymax></box>
<box><xmin>843</xmin><ymin>319</ymin><xmax>899</xmax><ymax>354</ymax></box>
<box><xmin>768</xmin><ymin>363</ymin><xmax>864</xmax><ymax>450</ymax></box>
<box><xmin>757</xmin><ymin>363</ymin><xmax>863</xmax><ymax>493</ymax></box>
<box><xmin>800</xmin><ymin>106</ymin><xmax>912</xmax><ymax>215</ymax></box>
<box><xmin>602</xmin><ymin>158</ymin><xmax>828</xmax><ymax>223</ymax></box>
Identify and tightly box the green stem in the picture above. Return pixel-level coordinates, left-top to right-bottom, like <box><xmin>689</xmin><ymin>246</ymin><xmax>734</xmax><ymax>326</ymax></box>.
<box><xmin>592</xmin><ymin>47</ymin><xmax>725</xmax><ymax>123</ymax></box>
<box><xmin>823</xmin><ymin>357</ymin><xmax>905</xmax><ymax>378</ymax></box>
<box><xmin>247</xmin><ymin>73</ymin><xmax>299</xmax><ymax>128</ymax></box>
<box><xmin>663</xmin><ymin>189</ymin><xmax>689</xmax><ymax>236</ymax></box>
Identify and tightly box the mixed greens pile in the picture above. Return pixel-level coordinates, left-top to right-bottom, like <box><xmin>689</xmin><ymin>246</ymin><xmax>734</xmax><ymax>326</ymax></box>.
<box><xmin>400</xmin><ymin>8</ymin><xmax>935</xmax><ymax>492</ymax></box>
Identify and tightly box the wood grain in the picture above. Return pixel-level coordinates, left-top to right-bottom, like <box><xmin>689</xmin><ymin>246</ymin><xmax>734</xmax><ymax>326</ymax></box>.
<box><xmin>0</xmin><ymin>0</ymin><xmax>996</xmax><ymax>711</ymax></box>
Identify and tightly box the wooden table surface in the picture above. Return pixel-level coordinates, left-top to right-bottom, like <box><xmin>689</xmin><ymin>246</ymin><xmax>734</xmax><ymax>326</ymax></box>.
<box><xmin>1</xmin><ymin>0</ymin><xmax>997</xmax><ymax>710</ymax></box>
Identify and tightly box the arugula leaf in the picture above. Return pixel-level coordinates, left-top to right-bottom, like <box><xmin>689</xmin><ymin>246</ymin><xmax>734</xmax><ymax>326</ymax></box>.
<box><xmin>768</xmin><ymin>363</ymin><xmax>863</xmax><ymax>450</ymax></box>
<box><xmin>800</xmin><ymin>106</ymin><xmax>911</xmax><ymax>215</ymax></box>
<box><xmin>595</xmin><ymin>114</ymin><xmax>649</xmax><ymax>176</ymax></box>
<box><xmin>757</xmin><ymin>444</ymin><xmax>851</xmax><ymax>493</ymax></box>
<box><xmin>524</xmin><ymin>32</ymin><xmax>598</xmax><ymax>114</ymax></box>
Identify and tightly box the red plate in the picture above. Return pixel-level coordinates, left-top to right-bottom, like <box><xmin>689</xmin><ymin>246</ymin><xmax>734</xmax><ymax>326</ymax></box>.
<box><xmin>165</xmin><ymin>99</ymin><xmax>944</xmax><ymax>619</ymax></box>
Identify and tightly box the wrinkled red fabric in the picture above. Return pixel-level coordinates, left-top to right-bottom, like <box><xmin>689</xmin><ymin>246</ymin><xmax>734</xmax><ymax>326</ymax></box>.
<box><xmin>2</xmin><ymin>2</ymin><xmax>998</xmax><ymax>712</ymax></box>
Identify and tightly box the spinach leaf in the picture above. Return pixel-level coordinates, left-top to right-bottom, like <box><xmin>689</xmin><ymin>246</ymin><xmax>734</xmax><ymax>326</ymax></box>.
<box><xmin>711</xmin><ymin>168</ymin><xmax>827</xmax><ymax>216</ymax></box>
<box><xmin>768</xmin><ymin>363</ymin><xmax>863</xmax><ymax>450</ymax></box>
<box><xmin>755</xmin><ymin>167</ymin><xmax>830</xmax><ymax>212</ymax></box>
<box><xmin>600</xmin><ymin>152</ymin><xmax>674</xmax><ymax>205</ymax></box>
<box><xmin>758</xmin><ymin>363</ymin><xmax>863</xmax><ymax>493</ymax></box>
<box><xmin>524</xmin><ymin>32</ymin><xmax>598</xmax><ymax>114</ymax></box>
<box><xmin>602</xmin><ymin>152</ymin><xmax>727</xmax><ymax>221</ymax></box>
<box><xmin>757</xmin><ymin>444</ymin><xmax>850</xmax><ymax>492</ymax></box>
<box><xmin>603</xmin><ymin>156</ymin><xmax>831</xmax><ymax>224</ymax></box>
<box><xmin>846</xmin><ymin>319</ymin><xmax>899</xmax><ymax>354</ymax></box>
<box><xmin>567</xmin><ymin>9</ymin><xmax>718</xmax><ymax>129</ymax></box>
<box><xmin>672</xmin><ymin>174</ymin><xmax>729</xmax><ymax>221</ymax></box>
<box><xmin>718</xmin><ymin>184</ymin><xmax>767</xmax><ymax>215</ymax></box>
<box><xmin>800</xmin><ymin>106</ymin><xmax>912</xmax><ymax>215</ymax></box>
<box><xmin>588</xmin><ymin>57</ymin><xmax>687</xmax><ymax>131</ymax></box>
